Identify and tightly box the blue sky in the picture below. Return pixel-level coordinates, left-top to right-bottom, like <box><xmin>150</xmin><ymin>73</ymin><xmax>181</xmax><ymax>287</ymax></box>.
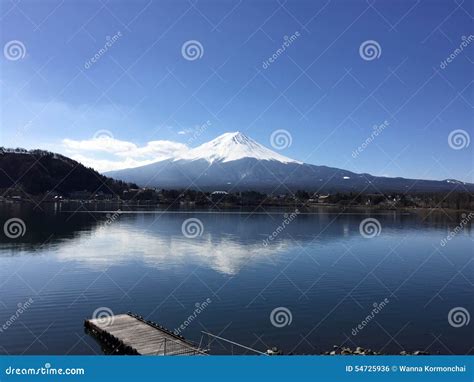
<box><xmin>1</xmin><ymin>0</ymin><xmax>473</xmax><ymax>181</ymax></box>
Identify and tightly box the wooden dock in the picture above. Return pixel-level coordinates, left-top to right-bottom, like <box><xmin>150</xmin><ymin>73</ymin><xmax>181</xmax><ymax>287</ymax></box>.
<box><xmin>85</xmin><ymin>312</ymin><xmax>207</xmax><ymax>355</ymax></box>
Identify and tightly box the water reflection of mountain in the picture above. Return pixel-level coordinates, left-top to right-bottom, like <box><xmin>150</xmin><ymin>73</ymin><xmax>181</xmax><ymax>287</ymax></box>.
<box><xmin>56</xmin><ymin>228</ymin><xmax>288</xmax><ymax>275</ymax></box>
<box><xmin>1</xmin><ymin>203</ymin><xmax>471</xmax><ymax>275</ymax></box>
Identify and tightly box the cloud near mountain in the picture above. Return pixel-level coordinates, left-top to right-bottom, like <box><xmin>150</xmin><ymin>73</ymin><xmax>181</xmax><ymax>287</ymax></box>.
<box><xmin>62</xmin><ymin>131</ymin><xmax>301</xmax><ymax>173</ymax></box>
<box><xmin>62</xmin><ymin>136</ymin><xmax>190</xmax><ymax>172</ymax></box>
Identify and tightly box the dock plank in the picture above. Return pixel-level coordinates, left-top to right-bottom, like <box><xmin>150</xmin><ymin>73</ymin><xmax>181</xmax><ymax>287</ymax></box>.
<box><xmin>85</xmin><ymin>312</ymin><xmax>206</xmax><ymax>356</ymax></box>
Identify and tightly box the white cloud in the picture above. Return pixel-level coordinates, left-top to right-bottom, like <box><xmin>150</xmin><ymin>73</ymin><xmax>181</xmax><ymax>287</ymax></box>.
<box><xmin>67</xmin><ymin>153</ymin><xmax>157</xmax><ymax>172</ymax></box>
<box><xmin>62</xmin><ymin>137</ymin><xmax>137</xmax><ymax>154</ymax></box>
<box><xmin>117</xmin><ymin>140</ymin><xmax>189</xmax><ymax>159</ymax></box>
<box><xmin>62</xmin><ymin>136</ymin><xmax>189</xmax><ymax>173</ymax></box>
<box><xmin>177</xmin><ymin>128</ymin><xmax>194</xmax><ymax>135</ymax></box>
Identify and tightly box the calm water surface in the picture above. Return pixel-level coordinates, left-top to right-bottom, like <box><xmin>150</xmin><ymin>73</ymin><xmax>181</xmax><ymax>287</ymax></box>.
<box><xmin>0</xmin><ymin>203</ymin><xmax>472</xmax><ymax>355</ymax></box>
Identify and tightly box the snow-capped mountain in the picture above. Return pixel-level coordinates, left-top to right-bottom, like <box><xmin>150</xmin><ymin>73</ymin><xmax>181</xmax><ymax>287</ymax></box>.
<box><xmin>177</xmin><ymin>132</ymin><xmax>301</xmax><ymax>164</ymax></box>
<box><xmin>105</xmin><ymin>132</ymin><xmax>473</xmax><ymax>193</ymax></box>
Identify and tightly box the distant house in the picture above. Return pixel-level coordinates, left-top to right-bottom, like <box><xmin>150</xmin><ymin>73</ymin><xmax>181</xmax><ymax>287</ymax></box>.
<box><xmin>210</xmin><ymin>190</ymin><xmax>228</xmax><ymax>202</ymax></box>
<box><xmin>318</xmin><ymin>194</ymin><xmax>330</xmax><ymax>203</ymax></box>
<box><xmin>94</xmin><ymin>191</ymin><xmax>113</xmax><ymax>200</ymax></box>
<box><xmin>44</xmin><ymin>190</ymin><xmax>62</xmax><ymax>201</ymax></box>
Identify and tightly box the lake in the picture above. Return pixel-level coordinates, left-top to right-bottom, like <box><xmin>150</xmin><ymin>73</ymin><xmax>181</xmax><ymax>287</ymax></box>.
<box><xmin>0</xmin><ymin>203</ymin><xmax>472</xmax><ymax>355</ymax></box>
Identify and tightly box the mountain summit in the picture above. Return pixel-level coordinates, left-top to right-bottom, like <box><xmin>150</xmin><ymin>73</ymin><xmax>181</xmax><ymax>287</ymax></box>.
<box><xmin>177</xmin><ymin>132</ymin><xmax>300</xmax><ymax>164</ymax></box>
<box><xmin>105</xmin><ymin>132</ymin><xmax>473</xmax><ymax>193</ymax></box>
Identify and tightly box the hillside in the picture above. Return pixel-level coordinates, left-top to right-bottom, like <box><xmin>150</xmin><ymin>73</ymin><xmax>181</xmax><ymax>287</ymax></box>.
<box><xmin>0</xmin><ymin>148</ymin><xmax>136</xmax><ymax>197</ymax></box>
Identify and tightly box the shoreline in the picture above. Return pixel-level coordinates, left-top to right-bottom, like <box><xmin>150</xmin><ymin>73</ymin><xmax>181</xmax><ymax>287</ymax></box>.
<box><xmin>1</xmin><ymin>198</ymin><xmax>471</xmax><ymax>214</ymax></box>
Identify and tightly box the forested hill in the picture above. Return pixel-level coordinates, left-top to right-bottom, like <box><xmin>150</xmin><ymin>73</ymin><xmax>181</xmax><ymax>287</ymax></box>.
<box><xmin>0</xmin><ymin>148</ymin><xmax>136</xmax><ymax>196</ymax></box>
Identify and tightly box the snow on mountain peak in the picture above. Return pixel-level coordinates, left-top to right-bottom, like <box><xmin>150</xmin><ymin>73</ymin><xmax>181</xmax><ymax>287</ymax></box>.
<box><xmin>177</xmin><ymin>131</ymin><xmax>301</xmax><ymax>164</ymax></box>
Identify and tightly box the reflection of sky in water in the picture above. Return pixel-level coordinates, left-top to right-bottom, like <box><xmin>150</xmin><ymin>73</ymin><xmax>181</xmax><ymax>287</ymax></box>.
<box><xmin>55</xmin><ymin>224</ymin><xmax>289</xmax><ymax>275</ymax></box>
